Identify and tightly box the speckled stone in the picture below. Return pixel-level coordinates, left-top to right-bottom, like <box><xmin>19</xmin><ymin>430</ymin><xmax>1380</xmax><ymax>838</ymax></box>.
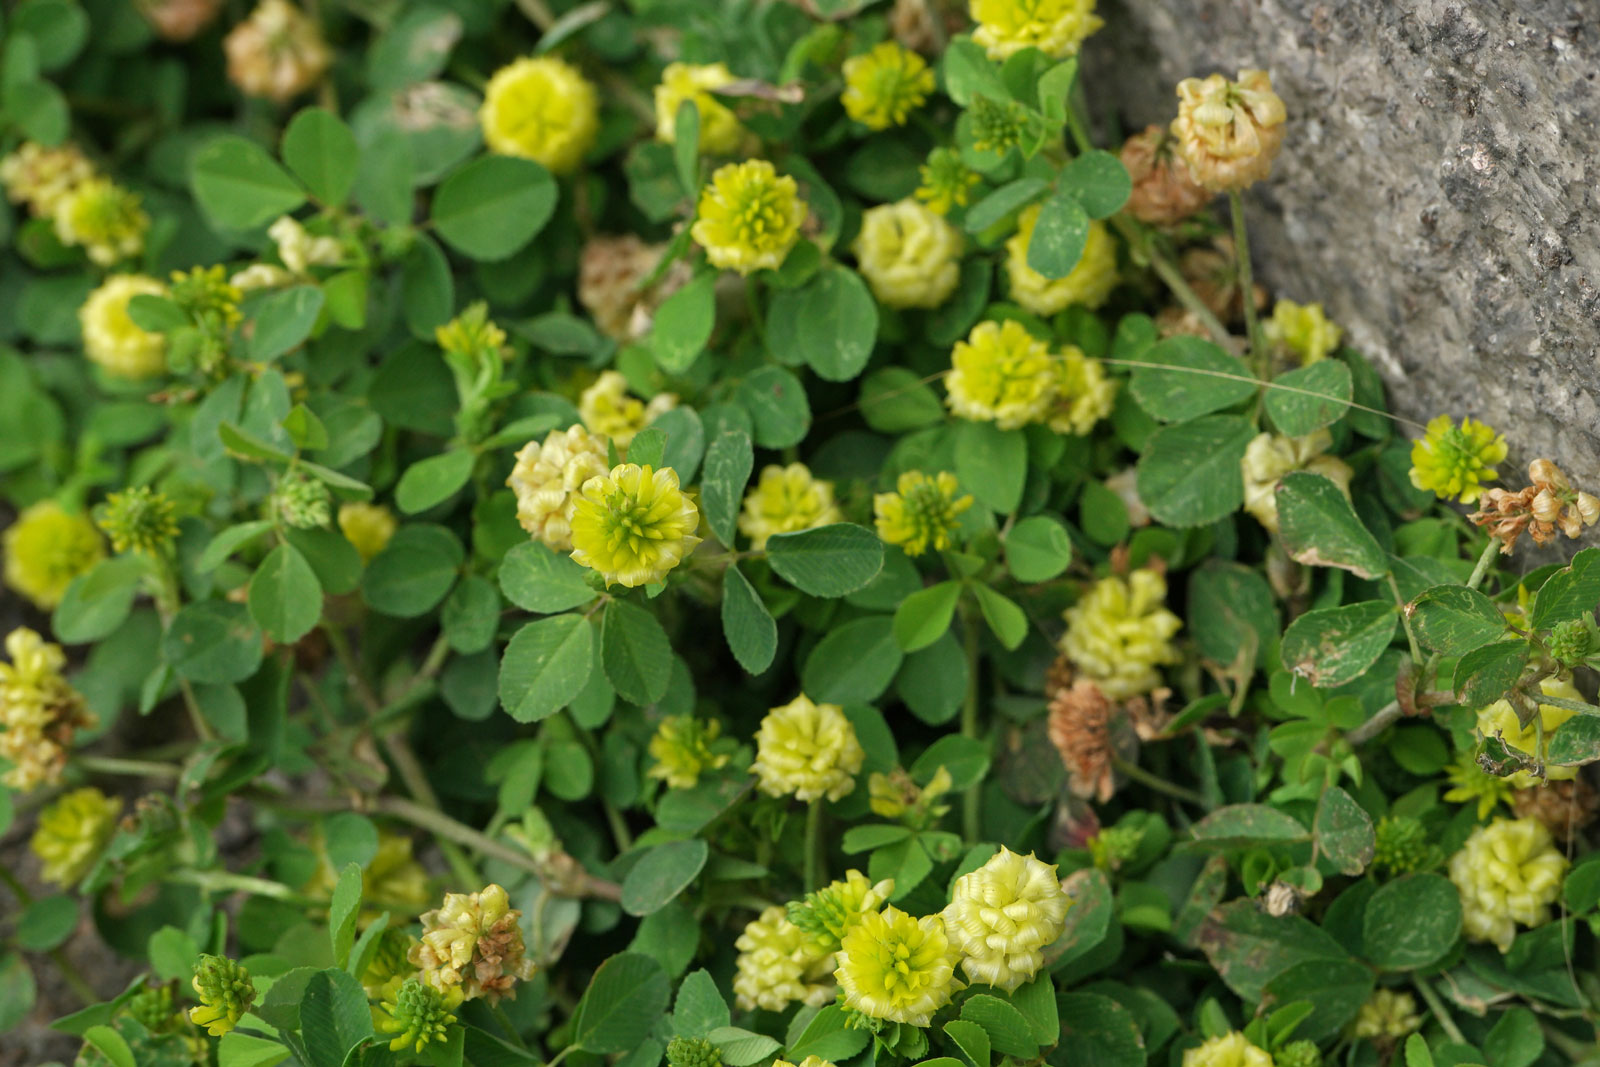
<box><xmin>1083</xmin><ymin>0</ymin><xmax>1600</xmax><ymax>488</ymax></box>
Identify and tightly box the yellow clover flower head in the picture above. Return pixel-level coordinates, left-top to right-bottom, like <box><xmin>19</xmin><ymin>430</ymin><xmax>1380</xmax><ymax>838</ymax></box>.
<box><xmin>377</xmin><ymin>977</ymin><xmax>462</xmax><ymax>1054</ymax></box>
<box><xmin>338</xmin><ymin>502</ymin><xmax>398</xmax><ymax>563</ymax></box>
<box><xmin>95</xmin><ymin>487</ymin><xmax>180</xmax><ymax>556</ymax></box>
<box><xmin>751</xmin><ymin>694</ymin><xmax>865</xmax><ymax>803</ymax></box>
<box><xmin>0</xmin><ymin>627</ymin><xmax>97</xmax><ymax>792</ymax></box>
<box><xmin>508</xmin><ymin>424</ymin><xmax>613</xmax><ymax>552</ymax></box>
<box><xmin>1182</xmin><ymin>1032</ymin><xmax>1274</xmax><ymax>1067</ymax></box>
<box><xmin>480</xmin><ymin>56</ymin><xmax>600</xmax><ymax>174</ymax></box>
<box><xmin>1409</xmin><ymin>414</ymin><xmax>1508</xmax><ymax>504</ymax></box>
<box><xmin>570</xmin><ymin>463</ymin><xmax>702</xmax><ymax>588</ymax></box>
<box><xmin>1442</xmin><ymin>753</ymin><xmax>1514</xmax><ymax>820</ymax></box>
<box><xmin>852</xmin><ymin>199</ymin><xmax>963</xmax><ymax>309</ymax></box>
<box><xmin>648</xmin><ymin>715</ymin><xmax>731</xmax><ymax>789</ymax></box>
<box><xmin>435</xmin><ymin>301</ymin><xmax>508</xmax><ymax>362</ymax></box>
<box><xmin>874</xmin><ymin>470</ymin><xmax>973</xmax><ymax>557</ymax></box>
<box><xmin>835</xmin><ymin>904</ymin><xmax>961</xmax><ymax>1026</ymax></box>
<box><xmin>30</xmin><ymin>787</ymin><xmax>122</xmax><ymax>886</ymax></box>
<box><xmin>578</xmin><ymin>369</ymin><xmax>678</xmax><ymax>450</ymax></box>
<box><xmin>1351</xmin><ymin>988</ymin><xmax>1421</xmax><ymax>1042</ymax></box>
<box><xmin>916</xmin><ymin>147</ymin><xmax>981</xmax><ymax>216</ymax></box>
<box><xmin>0</xmin><ymin>141</ymin><xmax>95</xmax><ymax>216</ymax></box>
<box><xmin>1240</xmin><ymin>430</ymin><xmax>1354</xmax><ymax>533</ymax></box>
<box><xmin>970</xmin><ymin>0</ymin><xmax>1104</xmax><ymax>61</ymax></box>
<box><xmin>655</xmin><ymin>63</ymin><xmax>747</xmax><ymax>156</ymax></box>
<box><xmin>189</xmin><ymin>955</ymin><xmax>256</xmax><ymax>1037</ymax></box>
<box><xmin>1266</xmin><ymin>299</ymin><xmax>1342</xmax><ymax>365</ymax></box>
<box><xmin>942</xmin><ymin>846</ymin><xmax>1072</xmax><ymax>991</ymax></box>
<box><xmin>1449</xmin><ymin>817</ymin><xmax>1567</xmax><ymax>951</ymax></box>
<box><xmin>1477</xmin><ymin>674</ymin><xmax>1583</xmax><ymax>787</ymax></box>
<box><xmin>841</xmin><ymin>42</ymin><xmax>935</xmax><ymax>130</ymax></box>
<box><xmin>773</xmin><ymin>1058</ymin><xmax>838</xmax><ymax>1067</ymax></box>
<box><xmin>1172</xmin><ymin>70</ymin><xmax>1287</xmax><ymax>193</ymax></box>
<box><xmin>1060</xmin><ymin>569</ymin><xmax>1183</xmax><ymax>699</ymax></box>
<box><xmin>945</xmin><ymin>319</ymin><xmax>1057</xmax><ymax>429</ymax></box>
<box><xmin>738</xmin><ymin>463</ymin><xmax>844</xmax><ymax>550</ymax></box>
<box><xmin>409</xmin><ymin>884</ymin><xmax>536</xmax><ymax>1003</ymax></box>
<box><xmin>53</xmin><ymin>177</ymin><xmax>148</xmax><ymax>266</ymax></box>
<box><xmin>79</xmin><ymin>274</ymin><xmax>170</xmax><ymax>380</ymax></box>
<box><xmin>1006</xmin><ymin>207</ymin><xmax>1118</xmax><ymax>316</ymax></box>
<box><xmin>268</xmin><ymin>215</ymin><xmax>342</xmax><ymax>274</ymax></box>
<box><xmin>691</xmin><ymin>160</ymin><xmax>808</xmax><ymax>275</ymax></box>
<box><xmin>4</xmin><ymin>501</ymin><xmax>105</xmax><ymax>611</ymax></box>
<box><xmin>1046</xmin><ymin>345</ymin><xmax>1117</xmax><ymax>436</ymax></box>
<box><xmin>733</xmin><ymin>904</ymin><xmax>835</xmax><ymax>1011</ymax></box>
<box><xmin>787</xmin><ymin>869</ymin><xmax>895</xmax><ymax>954</ymax></box>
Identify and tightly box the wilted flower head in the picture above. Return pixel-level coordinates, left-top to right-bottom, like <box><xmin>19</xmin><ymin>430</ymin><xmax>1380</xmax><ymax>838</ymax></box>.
<box><xmin>53</xmin><ymin>178</ymin><xmax>148</xmax><ymax>266</ymax></box>
<box><xmin>0</xmin><ymin>628</ymin><xmax>97</xmax><ymax>792</ymax></box>
<box><xmin>852</xmin><ymin>199</ymin><xmax>963</xmax><ymax>309</ymax></box>
<box><xmin>916</xmin><ymin>147</ymin><xmax>981</xmax><ymax>215</ymax></box>
<box><xmin>224</xmin><ymin>0</ymin><xmax>332</xmax><ymax>104</ymax></box>
<box><xmin>835</xmin><ymin>905</ymin><xmax>961</xmax><ymax>1026</ymax></box>
<box><xmin>733</xmin><ymin>905</ymin><xmax>835</xmax><ymax>1011</ymax></box>
<box><xmin>648</xmin><ymin>715</ymin><xmax>730</xmax><ymax>789</ymax></box>
<box><xmin>569</xmin><ymin>463</ymin><xmax>702</xmax><ymax>588</ymax></box>
<box><xmin>969</xmin><ymin>0</ymin><xmax>1104</xmax><ymax>61</ymax></box>
<box><xmin>1006</xmin><ymin>207</ymin><xmax>1118</xmax><ymax>316</ymax></box>
<box><xmin>874</xmin><ymin>470</ymin><xmax>973</xmax><ymax>557</ymax></box>
<box><xmin>3</xmin><ymin>501</ymin><xmax>106</xmax><ymax>611</ymax></box>
<box><xmin>377</xmin><ymin>977</ymin><xmax>461</xmax><ymax>1054</ymax></box>
<box><xmin>1241</xmin><ymin>430</ymin><xmax>1353</xmax><ymax>533</ymax></box>
<box><xmin>1060</xmin><ymin>570</ymin><xmax>1182</xmax><ymax>699</ymax></box>
<box><xmin>945</xmin><ymin>319</ymin><xmax>1056</xmax><ymax>430</ymax></box>
<box><xmin>1047</xmin><ymin>679</ymin><xmax>1120</xmax><ymax>802</ymax></box>
<box><xmin>691</xmin><ymin>160</ymin><xmax>808</xmax><ymax>275</ymax></box>
<box><xmin>1120</xmin><ymin>124</ymin><xmax>1210</xmax><ymax>226</ymax></box>
<box><xmin>409</xmin><ymin>884</ymin><xmax>536</xmax><ymax>1003</ymax></box>
<box><xmin>338</xmin><ymin>502</ymin><xmax>398</xmax><ymax>562</ymax></box>
<box><xmin>788</xmin><ymin>869</ymin><xmax>895</xmax><ymax>953</ymax></box>
<box><xmin>1448</xmin><ymin>817</ymin><xmax>1567</xmax><ymax>951</ymax></box>
<box><xmin>655</xmin><ymin>63</ymin><xmax>747</xmax><ymax>155</ymax></box>
<box><xmin>842</xmin><ymin>42</ymin><xmax>935</xmax><ymax>130</ymax></box>
<box><xmin>1409</xmin><ymin>414</ymin><xmax>1507</xmax><ymax>504</ymax></box>
<box><xmin>1172</xmin><ymin>70</ymin><xmax>1287</xmax><ymax>192</ymax></box>
<box><xmin>189</xmin><ymin>955</ymin><xmax>255</xmax><ymax>1036</ymax></box>
<box><xmin>738</xmin><ymin>464</ymin><xmax>843</xmax><ymax>550</ymax></box>
<box><xmin>578</xmin><ymin>370</ymin><xmax>677</xmax><ymax>449</ymax></box>
<box><xmin>578</xmin><ymin>234</ymin><xmax>692</xmax><ymax>341</ymax></box>
<box><xmin>1183</xmin><ymin>1032</ymin><xmax>1273</xmax><ymax>1067</ymax></box>
<box><xmin>480</xmin><ymin>55</ymin><xmax>599</xmax><ymax>173</ymax></box>
<box><xmin>751</xmin><ymin>694</ymin><xmax>864</xmax><ymax>803</ymax></box>
<box><xmin>0</xmin><ymin>141</ymin><xmax>94</xmax><ymax>216</ymax></box>
<box><xmin>95</xmin><ymin>487</ymin><xmax>180</xmax><ymax>556</ymax></box>
<box><xmin>79</xmin><ymin>274</ymin><xmax>169</xmax><ymax>380</ymax></box>
<box><xmin>942</xmin><ymin>847</ymin><xmax>1071</xmax><ymax>990</ymax></box>
<box><xmin>1266</xmin><ymin>299</ymin><xmax>1343</xmax><ymax>364</ymax></box>
<box><xmin>30</xmin><ymin>787</ymin><xmax>122</xmax><ymax>886</ymax></box>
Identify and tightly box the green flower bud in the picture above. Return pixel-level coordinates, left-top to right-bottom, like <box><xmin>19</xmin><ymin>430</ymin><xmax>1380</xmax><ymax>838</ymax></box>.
<box><xmin>1548</xmin><ymin>617</ymin><xmax>1597</xmax><ymax>668</ymax></box>
<box><xmin>274</xmin><ymin>471</ymin><xmax>331</xmax><ymax>529</ymax></box>
<box><xmin>125</xmin><ymin>984</ymin><xmax>176</xmax><ymax>1033</ymax></box>
<box><xmin>189</xmin><ymin>955</ymin><xmax>254</xmax><ymax>1036</ymax></box>
<box><xmin>377</xmin><ymin>977</ymin><xmax>460</xmax><ymax>1054</ymax></box>
<box><xmin>666</xmin><ymin>1036</ymin><xmax>724</xmax><ymax>1067</ymax></box>
<box><xmin>1275</xmin><ymin>1040</ymin><xmax>1323</xmax><ymax>1067</ymax></box>
<box><xmin>969</xmin><ymin>94</ymin><xmax>1027</xmax><ymax>155</ymax></box>
<box><xmin>1372</xmin><ymin>816</ymin><xmax>1437</xmax><ymax>876</ymax></box>
<box><xmin>95</xmin><ymin>486</ymin><xmax>179</xmax><ymax>556</ymax></box>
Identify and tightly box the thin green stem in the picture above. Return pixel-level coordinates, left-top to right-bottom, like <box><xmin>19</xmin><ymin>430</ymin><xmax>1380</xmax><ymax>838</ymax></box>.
<box><xmin>1109</xmin><ymin>215</ymin><xmax>1232</xmax><ymax>347</ymax></box>
<box><xmin>75</xmin><ymin>755</ymin><xmax>181</xmax><ymax>780</ymax></box>
<box><xmin>1228</xmin><ymin>190</ymin><xmax>1268</xmax><ymax>374</ymax></box>
<box><xmin>1114</xmin><ymin>756</ymin><xmax>1209</xmax><ymax>808</ymax></box>
<box><xmin>1467</xmin><ymin>537</ymin><xmax>1501</xmax><ymax>591</ymax></box>
<box><xmin>804</xmin><ymin>800</ymin><xmax>825</xmax><ymax>893</ymax></box>
<box><xmin>545</xmin><ymin>1045</ymin><xmax>577</xmax><ymax>1067</ymax></box>
<box><xmin>1388</xmin><ymin>574</ymin><xmax>1424</xmax><ymax>666</ymax></box>
<box><xmin>167</xmin><ymin>868</ymin><xmax>319</xmax><ymax>906</ymax></box>
<box><xmin>961</xmin><ymin>610</ymin><xmax>983</xmax><ymax>842</ymax></box>
<box><xmin>1413</xmin><ymin>974</ymin><xmax>1467</xmax><ymax>1045</ymax></box>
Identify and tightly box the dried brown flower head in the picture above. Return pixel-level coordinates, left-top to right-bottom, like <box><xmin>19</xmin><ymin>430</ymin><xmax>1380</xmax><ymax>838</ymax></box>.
<box><xmin>1470</xmin><ymin>459</ymin><xmax>1600</xmax><ymax>553</ymax></box>
<box><xmin>224</xmin><ymin>0</ymin><xmax>332</xmax><ymax>104</ymax></box>
<box><xmin>137</xmin><ymin>0</ymin><xmax>222</xmax><ymax>41</ymax></box>
<box><xmin>1121</xmin><ymin>125</ymin><xmax>1211</xmax><ymax>225</ymax></box>
<box><xmin>1047</xmin><ymin>680</ymin><xmax>1119</xmax><ymax>802</ymax></box>
<box><xmin>578</xmin><ymin>234</ymin><xmax>693</xmax><ymax>341</ymax></box>
<box><xmin>1512</xmin><ymin>777</ymin><xmax>1598</xmax><ymax>841</ymax></box>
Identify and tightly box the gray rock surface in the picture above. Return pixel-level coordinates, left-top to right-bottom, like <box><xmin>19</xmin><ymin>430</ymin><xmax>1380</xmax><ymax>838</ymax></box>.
<box><xmin>1083</xmin><ymin>0</ymin><xmax>1600</xmax><ymax>487</ymax></box>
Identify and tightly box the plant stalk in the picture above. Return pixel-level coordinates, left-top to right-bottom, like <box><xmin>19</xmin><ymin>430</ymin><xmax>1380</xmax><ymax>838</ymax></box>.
<box><xmin>804</xmin><ymin>799</ymin><xmax>825</xmax><ymax>893</ymax></box>
<box><xmin>1466</xmin><ymin>537</ymin><xmax>1501</xmax><ymax>591</ymax></box>
<box><xmin>961</xmin><ymin>610</ymin><xmax>983</xmax><ymax>842</ymax></box>
<box><xmin>1113</xmin><ymin>756</ymin><xmax>1209</xmax><ymax>808</ymax></box>
<box><xmin>1228</xmin><ymin>190</ymin><xmax>1268</xmax><ymax>374</ymax></box>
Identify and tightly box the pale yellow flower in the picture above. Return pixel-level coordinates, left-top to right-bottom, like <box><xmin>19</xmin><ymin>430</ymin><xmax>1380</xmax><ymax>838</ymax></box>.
<box><xmin>1240</xmin><ymin>430</ymin><xmax>1354</xmax><ymax>533</ymax></box>
<box><xmin>647</xmin><ymin>715</ymin><xmax>730</xmax><ymax>789</ymax></box>
<box><xmin>750</xmin><ymin>694</ymin><xmax>864</xmax><ymax>803</ymax></box>
<box><xmin>835</xmin><ymin>905</ymin><xmax>961</xmax><ymax>1026</ymax></box>
<box><xmin>1477</xmin><ymin>675</ymin><xmax>1583</xmax><ymax>787</ymax></box>
<box><xmin>1448</xmin><ymin>817</ymin><xmax>1567</xmax><ymax>952</ymax></box>
<box><xmin>1266</xmin><ymin>299</ymin><xmax>1342</xmax><ymax>364</ymax></box>
<box><xmin>0</xmin><ymin>141</ymin><xmax>94</xmax><ymax>216</ymax></box>
<box><xmin>945</xmin><ymin>319</ymin><xmax>1057</xmax><ymax>429</ymax></box>
<box><xmin>1046</xmin><ymin>346</ymin><xmax>1116</xmax><ymax>436</ymax></box>
<box><xmin>852</xmin><ymin>199</ymin><xmax>963</xmax><ymax>309</ymax></box>
<box><xmin>1351</xmin><ymin>989</ymin><xmax>1421</xmax><ymax>1042</ymax></box>
<box><xmin>0</xmin><ymin>628</ymin><xmax>97</xmax><ymax>792</ymax></box>
<box><xmin>79</xmin><ymin>274</ymin><xmax>169</xmax><ymax>379</ymax></box>
<box><xmin>52</xmin><ymin>178</ymin><xmax>147</xmax><ymax>266</ymax></box>
<box><xmin>1183</xmin><ymin>1032</ymin><xmax>1273</xmax><ymax>1067</ymax></box>
<box><xmin>1005</xmin><ymin>207</ymin><xmax>1117</xmax><ymax>316</ymax></box>
<box><xmin>733</xmin><ymin>905</ymin><xmax>835</xmax><ymax>1012</ymax></box>
<box><xmin>654</xmin><ymin>63</ymin><xmax>746</xmax><ymax>156</ymax></box>
<box><xmin>1172</xmin><ymin>70</ymin><xmax>1287</xmax><ymax>192</ymax></box>
<box><xmin>1060</xmin><ymin>570</ymin><xmax>1182</xmax><ymax>699</ymax></box>
<box><xmin>3</xmin><ymin>501</ymin><xmax>105</xmax><ymax>611</ymax></box>
<box><xmin>338</xmin><ymin>502</ymin><xmax>398</xmax><ymax>562</ymax></box>
<box><xmin>409</xmin><ymin>884</ymin><xmax>536</xmax><ymax>1003</ymax></box>
<box><xmin>841</xmin><ymin>42</ymin><xmax>935</xmax><ymax>130</ymax></box>
<box><xmin>942</xmin><ymin>847</ymin><xmax>1071</xmax><ymax>991</ymax></box>
<box><xmin>969</xmin><ymin>0</ymin><xmax>1104</xmax><ymax>61</ymax></box>
<box><xmin>578</xmin><ymin>370</ymin><xmax>677</xmax><ymax>450</ymax></box>
<box><xmin>874</xmin><ymin>470</ymin><xmax>973</xmax><ymax>557</ymax></box>
<box><xmin>30</xmin><ymin>787</ymin><xmax>122</xmax><ymax>886</ymax></box>
<box><xmin>787</xmin><ymin>870</ymin><xmax>895</xmax><ymax>954</ymax></box>
<box><xmin>738</xmin><ymin>464</ymin><xmax>843</xmax><ymax>550</ymax></box>
<box><xmin>507</xmin><ymin>425</ymin><xmax>612</xmax><ymax>552</ymax></box>
<box><xmin>268</xmin><ymin>215</ymin><xmax>343</xmax><ymax>275</ymax></box>
<box><xmin>481</xmin><ymin>56</ymin><xmax>599</xmax><ymax>174</ymax></box>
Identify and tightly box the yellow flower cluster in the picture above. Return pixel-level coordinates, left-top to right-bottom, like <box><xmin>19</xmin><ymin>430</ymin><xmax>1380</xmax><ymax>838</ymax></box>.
<box><xmin>1183</xmin><ymin>1032</ymin><xmax>1273</xmax><ymax>1067</ymax></box>
<box><xmin>733</xmin><ymin>905</ymin><xmax>836</xmax><ymax>1011</ymax></box>
<box><xmin>1172</xmin><ymin>70</ymin><xmax>1287</xmax><ymax>192</ymax></box>
<box><xmin>409</xmin><ymin>884</ymin><xmax>536</xmax><ymax>1003</ymax></box>
<box><xmin>1409</xmin><ymin>414</ymin><xmax>1507</xmax><ymax>504</ymax></box>
<box><xmin>1449</xmin><ymin>817</ymin><xmax>1567</xmax><ymax>951</ymax></box>
<box><xmin>1060</xmin><ymin>570</ymin><xmax>1183</xmax><ymax>699</ymax></box>
<box><xmin>738</xmin><ymin>464</ymin><xmax>843</xmax><ymax>550</ymax></box>
<box><xmin>648</xmin><ymin>715</ymin><xmax>731</xmax><ymax>789</ymax></box>
<box><xmin>874</xmin><ymin>470</ymin><xmax>973</xmax><ymax>557</ymax></box>
<box><xmin>377</xmin><ymin>978</ymin><xmax>461</xmax><ymax>1055</ymax></box>
<box><xmin>0</xmin><ymin>141</ymin><xmax>94</xmax><ymax>216</ymax></box>
<box><xmin>692</xmin><ymin>160</ymin><xmax>808</xmax><ymax>275</ymax></box>
<box><xmin>1006</xmin><ymin>207</ymin><xmax>1118</xmax><ymax>316</ymax></box>
<box><xmin>1240</xmin><ymin>429</ymin><xmax>1354</xmax><ymax>533</ymax></box>
<box><xmin>916</xmin><ymin>148</ymin><xmax>980</xmax><ymax>216</ymax></box>
<box><xmin>508</xmin><ymin>425</ymin><xmax>613</xmax><ymax>552</ymax></box>
<box><xmin>750</xmin><ymin>694</ymin><xmax>865</xmax><ymax>803</ymax></box>
<box><xmin>0</xmin><ymin>628</ymin><xmax>97</xmax><ymax>792</ymax></box>
<box><xmin>189</xmin><ymin>955</ymin><xmax>255</xmax><ymax>1037</ymax></box>
<box><xmin>969</xmin><ymin>0</ymin><xmax>1104</xmax><ymax>61</ymax></box>
<box><xmin>1351</xmin><ymin>989</ymin><xmax>1421</xmax><ymax>1042</ymax></box>
<box><xmin>570</xmin><ymin>463</ymin><xmax>702</xmax><ymax>588</ymax></box>
<box><xmin>835</xmin><ymin>905</ymin><xmax>961</xmax><ymax>1026</ymax></box>
<box><xmin>853</xmin><ymin>199</ymin><xmax>963</xmax><ymax>309</ymax></box>
<box><xmin>1443</xmin><ymin>754</ymin><xmax>1514</xmax><ymax>820</ymax></box>
<box><xmin>841</xmin><ymin>42</ymin><xmax>935</xmax><ymax>130</ymax></box>
<box><xmin>79</xmin><ymin>274</ymin><xmax>170</xmax><ymax>380</ymax></box>
<box><xmin>1266</xmin><ymin>299</ymin><xmax>1342</xmax><ymax>365</ymax></box>
<box><xmin>3</xmin><ymin>500</ymin><xmax>106</xmax><ymax>610</ymax></box>
<box><xmin>1476</xmin><ymin>675</ymin><xmax>1583</xmax><ymax>788</ymax></box>
<box><xmin>942</xmin><ymin>847</ymin><xmax>1072</xmax><ymax>991</ymax></box>
<box><xmin>270</xmin><ymin>215</ymin><xmax>344</xmax><ymax>275</ymax></box>
<box><xmin>30</xmin><ymin>787</ymin><xmax>122</xmax><ymax>886</ymax></box>
<box><xmin>481</xmin><ymin>56</ymin><xmax>599</xmax><ymax>174</ymax></box>
<box><xmin>338</xmin><ymin>502</ymin><xmax>398</xmax><ymax>562</ymax></box>
<box><xmin>1046</xmin><ymin>345</ymin><xmax>1117</xmax><ymax>436</ymax></box>
<box><xmin>655</xmin><ymin>63</ymin><xmax>748</xmax><ymax>155</ymax></box>
<box><xmin>0</xmin><ymin>142</ymin><xmax>146</xmax><ymax>266</ymax></box>
<box><xmin>223</xmin><ymin>0</ymin><xmax>331</xmax><ymax>103</ymax></box>
<box><xmin>946</xmin><ymin>319</ymin><xmax>1055</xmax><ymax>429</ymax></box>
<box><xmin>579</xmin><ymin>370</ymin><xmax>678</xmax><ymax>450</ymax></box>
